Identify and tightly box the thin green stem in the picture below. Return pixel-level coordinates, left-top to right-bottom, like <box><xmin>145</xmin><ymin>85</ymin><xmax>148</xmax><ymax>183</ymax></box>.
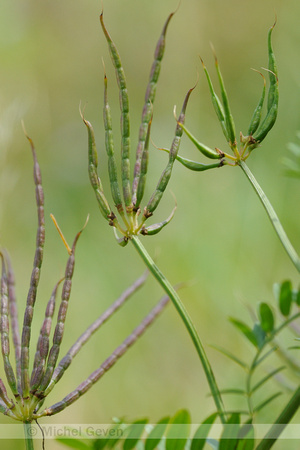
<box><xmin>23</xmin><ymin>422</ymin><xmax>34</xmax><ymax>450</ymax></box>
<box><xmin>239</xmin><ymin>160</ymin><xmax>300</xmax><ymax>273</ymax></box>
<box><xmin>130</xmin><ymin>235</ymin><xmax>226</xmax><ymax>424</ymax></box>
<box><xmin>256</xmin><ymin>386</ymin><xmax>300</xmax><ymax>450</ymax></box>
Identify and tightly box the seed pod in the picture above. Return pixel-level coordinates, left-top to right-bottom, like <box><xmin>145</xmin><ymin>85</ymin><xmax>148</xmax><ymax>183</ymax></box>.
<box><xmin>81</xmin><ymin>112</ymin><xmax>114</xmax><ymax>223</ymax></box>
<box><xmin>132</xmin><ymin>12</ymin><xmax>174</xmax><ymax>207</ymax></box>
<box><xmin>0</xmin><ymin>254</ymin><xmax>18</xmax><ymax>398</ymax></box>
<box><xmin>253</xmin><ymin>23</ymin><xmax>278</xmax><ymax>143</ymax></box>
<box><xmin>21</xmin><ymin>130</ymin><xmax>45</xmax><ymax>399</ymax></box>
<box><xmin>179</xmin><ymin>122</ymin><xmax>222</xmax><ymax>160</ymax></box>
<box><xmin>34</xmin><ymin>220</ymin><xmax>86</xmax><ymax>398</ymax></box>
<box><xmin>253</xmin><ymin>100</ymin><xmax>278</xmax><ymax>143</ymax></box>
<box><xmin>39</xmin><ymin>293</ymin><xmax>170</xmax><ymax>417</ymax></box>
<box><xmin>100</xmin><ymin>13</ymin><xmax>132</xmax><ymax>208</ymax></box>
<box><xmin>159</xmin><ymin>146</ymin><xmax>224</xmax><ymax>171</ymax></box>
<box><xmin>267</xmin><ymin>21</ymin><xmax>278</xmax><ymax>112</ymax></box>
<box><xmin>135</xmin><ymin>114</ymin><xmax>152</xmax><ymax>209</ymax></box>
<box><xmin>30</xmin><ymin>279</ymin><xmax>62</xmax><ymax>394</ymax></box>
<box><xmin>103</xmin><ymin>72</ymin><xmax>124</xmax><ymax>216</ymax></box>
<box><xmin>145</xmin><ymin>87</ymin><xmax>194</xmax><ymax>216</ymax></box>
<box><xmin>113</xmin><ymin>228</ymin><xmax>129</xmax><ymax>247</ymax></box>
<box><xmin>213</xmin><ymin>51</ymin><xmax>236</xmax><ymax>146</ymax></box>
<box><xmin>201</xmin><ymin>57</ymin><xmax>229</xmax><ymax>141</ymax></box>
<box><xmin>247</xmin><ymin>71</ymin><xmax>266</xmax><ymax>136</ymax></box>
<box><xmin>141</xmin><ymin>201</ymin><xmax>176</xmax><ymax>236</ymax></box>
<box><xmin>41</xmin><ymin>272</ymin><xmax>148</xmax><ymax>398</ymax></box>
<box><xmin>4</xmin><ymin>251</ymin><xmax>21</xmax><ymax>394</ymax></box>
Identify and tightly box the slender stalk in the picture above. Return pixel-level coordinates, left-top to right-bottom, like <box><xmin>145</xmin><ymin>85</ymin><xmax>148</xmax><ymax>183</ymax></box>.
<box><xmin>239</xmin><ymin>160</ymin><xmax>300</xmax><ymax>273</ymax></box>
<box><xmin>130</xmin><ymin>235</ymin><xmax>226</xmax><ymax>424</ymax></box>
<box><xmin>256</xmin><ymin>386</ymin><xmax>300</xmax><ymax>450</ymax></box>
<box><xmin>23</xmin><ymin>422</ymin><xmax>34</xmax><ymax>450</ymax></box>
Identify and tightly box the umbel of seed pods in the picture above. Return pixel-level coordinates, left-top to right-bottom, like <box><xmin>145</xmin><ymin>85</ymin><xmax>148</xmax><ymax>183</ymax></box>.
<box><xmin>162</xmin><ymin>21</ymin><xmax>278</xmax><ymax>171</ymax></box>
<box><xmin>0</xmin><ymin>133</ymin><xmax>170</xmax><ymax>423</ymax></box>
<box><xmin>82</xmin><ymin>10</ymin><xmax>193</xmax><ymax>245</ymax></box>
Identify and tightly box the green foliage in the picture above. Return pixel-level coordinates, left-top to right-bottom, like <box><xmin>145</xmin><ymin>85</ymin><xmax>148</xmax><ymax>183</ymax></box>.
<box><xmin>283</xmin><ymin>133</ymin><xmax>300</xmax><ymax>178</ymax></box>
<box><xmin>2</xmin><ymin>3</ymin><xmax>300</xmax><ymax>450</ymax></box>
<box><xmin>58</xmin><ymin>281</ymin><xmax>300</xmax><ymax>449</ymax></box>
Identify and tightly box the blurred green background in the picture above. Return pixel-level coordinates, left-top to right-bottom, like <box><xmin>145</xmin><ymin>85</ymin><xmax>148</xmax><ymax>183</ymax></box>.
<box><xmin>1</xmin><ymin>0</ymin><xmax>300</xmax><ymax>448</ymax></box>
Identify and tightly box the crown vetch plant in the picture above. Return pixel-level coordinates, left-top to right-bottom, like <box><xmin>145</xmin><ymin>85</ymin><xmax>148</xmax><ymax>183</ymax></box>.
<box><xmin>83</xmin><ymin>10</ymin><xmax>227</xmax><ymax>423</ymax></box>
<box><xmin>167</xmin><ymin>20</ymin><xmax>300</xmax><ymax>273</ymax></box>
<box><xmin>0</xmin><ymin>132</ymin><xmax>172</xmax><ymax>449</ymax></box>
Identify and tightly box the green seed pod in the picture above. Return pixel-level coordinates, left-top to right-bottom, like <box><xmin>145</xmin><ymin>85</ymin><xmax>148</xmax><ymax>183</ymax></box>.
<box><xmin>247</xmin><ymin>71</ymin><xmax>266</xmax><ymax>136</ymax></box>
<box><xmin>214</xmin><ymin>52</ymin><xmax>236</xmax><ymax>146</ymax></box>
<box><xmin>253</xmin><ymin>100</ymin><xmax>278</xmax><ymax>143</ymax></box>
<box><xmin>100</xmin><ymin>13</ymin><xmax>132</xmax><ymax>208</ymax></box>
<box><xmin>113</xmin><ymin>228</ymin><xmax>129</xmax><ymax>247</ymax></box>
<box><xmin>144</xmin><ymin>87</ymin><xmax>193</xmax><ymax>216</ymax></box>
<box><xmin>159</xmin><ymin>147</ymin><xmax>224</xmax><ymax>171</ymax></box>
<box><xmin>175</xmin><ymin>154</ymin><xmax>224</xmax><ymax>171</ymax></box>
<box><xmin>141</xmin><ymin>201</ymin><xmax>176</xmax><ymax>236</ymax></box>
<box><xmin>136</xmin><ymin>115</ymin><xmax>152</xmax><ymax>209</ymax></box>
<box><xmin>132</xmin><ymin>12</ymin><xmax>175</xmax><ymax>207</ymax></box>
<box><xmin>103</xmin><ymin>73</ymin><xmax>124</xmax><ymax>214</ymax></box>
<box><xmin>253</xmin><ymin>23</ymin><xmax>278</xmax><ymax>143</ymax></box>
<box><xmin>201</xmin><ymin>57</ymin><xmax>229</xmax><ymax>141</ymax></box>
<box><xmin>81</xmin><ymin>112</ymin><xmax>112</xmax><ymax>222</ymax></box>
<box><xmin>179</xmin><ymin>122</ymin><xmax>222</xmax><ymax>160</ymax></box>
<box><xmin>267</xmin><ymin>21</ymin><xmax>278</xmax><ymax>112</ymax></box>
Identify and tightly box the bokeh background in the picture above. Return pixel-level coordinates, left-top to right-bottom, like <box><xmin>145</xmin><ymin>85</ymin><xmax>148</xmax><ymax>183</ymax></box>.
<box><xmin>1</xmin><ymin>0</ymin><xmax>300</xmax><ymax>448</ymax></box>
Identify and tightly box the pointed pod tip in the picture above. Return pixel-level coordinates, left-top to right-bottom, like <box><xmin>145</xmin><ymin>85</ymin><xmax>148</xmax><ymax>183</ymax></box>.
<box><xmin>101</xmin><ymin>57</ymin><xmax>107</xmax><ymax>78</ymax></box>
<box><xmin>199</xmin><ymin>55</ymin><xmax>205</xmax><ymax>67</ymax></box>
<box><xmin>50</xmin><ymin>214</ymin><xmax>72</xmax><ymax>256</ymax></box>
<box><xmin>100</xmin><ymin>1</ymin><xmax>104</xmax><ymax>19</ymax></box>
<box><xmin>271</xmin><ymin>11</ymin><xmax>277</xmax><ymax>30</ymax></box>
<box><xmin>21</xmin><ymin>120</ymin><xmax>37</xmax><ymax>157</ymax></box>
<box><xmin>79</xmin><ymin>102</ymin><xmax>86</xmax><ymax>121</ymax></box>
<box><xmin>209</xmin><ymin>42</ymin><xmax>218</xmax><ymax>62</ymax></box>
<box><xmin>251</xmin><ymin>68</ymin><xmax>267</xmax><ymax>86</ymax></box>
<box><xmin>173</xmin><ymin>0</ymin><xmax>182</xmax><ymax>15</ymax></box>
<box><xmin>261</xmin><ymin>67</ymin><xmax>278</xmax><ymax>83</ymax></box>
<box><xmin>162</xmin><ymin>1</ymin><xmax>180</xmax><ymax>36</ymax></box>
<box><xmin>71</xmin><ymin>214</ymin><xmax>90</xmax><ymax>252</ymax></box>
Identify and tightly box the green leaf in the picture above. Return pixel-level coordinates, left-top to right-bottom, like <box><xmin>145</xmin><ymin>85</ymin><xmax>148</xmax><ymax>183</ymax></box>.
<box><xmin>211</xmin><ymin>345</ymin><xmax>248</xmax><ymax>369</ymax></box>
<box><xmin>219</xmin><ymin>413</ymin><xmax>240</xmax><ymax>450</ymax></box>
<box><xmin>236</xmin><ymin>421</ymin><xmax>255</xmax><ymax>450</ymax></box>
<box><xmin>191</xmin><ymin>412</ymin><xmax>218</xmax><ymax>450</ymax></box>
<box><xmin>145</xmin><ymin>416</ymin><xmax>170</xmax><ymax>450</ymax></box>
<box><xmin>165</xmin><ymin>409</ymin><xmax>191</xmax><ymax>450</ymax></box>
<box><xmin>277</xmin><ymin>280</ymin><xmax>293</xmax><ymax>316</ymax></box>
<box><xmin>258</xmin><ymin>302</ymin><xmax>274</xmax><ymax>333</ymax></box>
<box><xmin>254</xmin><ymin>346</ymin><xmax>278</xmax><ymax>368</ymax></box>
<box><xmin>123</xmin><ymin>419</ymin><xmax>148</xmax><ymax>450</ymax></box>
<box><xmin>56</xmin><ymin>438</ymin><xmax>91</xmax><ymax>449</ymax></box>
<box><xmin>229</xmin><ymin>318</ymin><xmax>258</xmax><ymax>348</ymax></box>
<box><xmin>105</xmin><ymin>421</ymin><xmax>125</xmax><ymax>449</ymax></box>
<box><xmin>253</xmin><ymin>392</ymin><xmax>282</xmax><ymax>414</ymax></box>
<box><xmin>218</xmin><ymin>389</ymin><xmax>246</xmax><ymax>396</ymax></box>
<box><xmin>251</xmin><ymin>366</ymin><xmax>285</xmax><ymax>393</ymax></box>
<box><xmin>252</xmin><ymin>323</ymin><xmax>266</xmax><ymax>349</ymax></box>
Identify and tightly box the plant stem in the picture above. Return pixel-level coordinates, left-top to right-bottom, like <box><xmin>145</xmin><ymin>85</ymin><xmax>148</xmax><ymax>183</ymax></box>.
<box><xmin>130</xmin><ymin>235</ymin><xmax>227</xmax><ymax>424</ymax></box>
<box><xmin>239</xmin><ymin>160</ymin><xmax>300</xmax><ymax>273</ymax></box>
<box><xmin>256</xmin><ymin>386</ymin><xmax>300</xmax><ymax>450</ymax></box>
<box><xmin>23</xmin><ymin>422</ymin><xmax>34</xmax><ymax>450</ymax></box>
